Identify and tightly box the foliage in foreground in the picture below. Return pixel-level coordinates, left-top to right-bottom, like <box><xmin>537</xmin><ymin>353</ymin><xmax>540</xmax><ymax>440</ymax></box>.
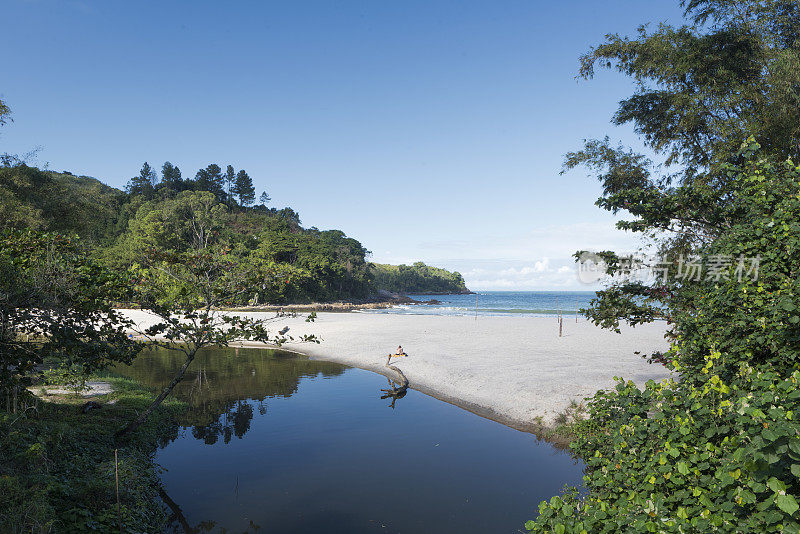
<box><xmin>564</xmin><ymin>0</ymin><xmax>800</xmax><ymax>346</ymax></box>
<box><xmin>0</xmin><ymin>378</ymin><xmax>184</xmax><ymax>533</ymax></box>
<box><xmin>529</xmin><ymin>1</ymin><xmax>800</xmax><ymax>530</ymax></box>
<box><xmin>0</xmin><ymin>230</ymin><xmax>138</xmax><ymax>409</ymax></box>
<box><xmin>529</xmin><ymin>356</ymin><xmax>800</xmax><ymax>533</ymax></box>
<box><xmin>527</xmin><ymin>149</ymin><xmax>800</xmax><ymax>533</ymax></box>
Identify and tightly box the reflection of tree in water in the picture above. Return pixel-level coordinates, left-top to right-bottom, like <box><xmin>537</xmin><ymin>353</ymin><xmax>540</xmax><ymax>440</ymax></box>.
<box><xmin>160</xmin><ymin>485</ymin><xmax>262</xmax><ymax>534</ymax></box>
<box><xmin>380</xmin><ymin>357</ymin><xmax>409</xmax><ymax>409</ymax></box>
<box><xmin>112</xmin><ymin>346</ymin><xmax>346</xmax><ymax>444</ymax></box>
<box><xmin>380</xmin><ymin>377</ymin><xmax>407</xmax><ymax>409</ymax></box>
<box><xmin>191</xmin><ymin>400</ymin><xmax>254</xmax><ymax>445</ymax></box>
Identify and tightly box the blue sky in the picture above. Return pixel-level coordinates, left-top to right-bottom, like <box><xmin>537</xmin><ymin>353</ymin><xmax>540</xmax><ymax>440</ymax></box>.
<box><xmin>1</xmin><ymin>1</ymin><xmax>685</xmax><ymax>290</ymax></box>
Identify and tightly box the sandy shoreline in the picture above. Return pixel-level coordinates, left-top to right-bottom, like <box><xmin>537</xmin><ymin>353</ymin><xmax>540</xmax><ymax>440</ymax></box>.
<box><xmin>120</xmin><ymin>309</ymin><xmax>671</xmax><ymax>431</ymax></box>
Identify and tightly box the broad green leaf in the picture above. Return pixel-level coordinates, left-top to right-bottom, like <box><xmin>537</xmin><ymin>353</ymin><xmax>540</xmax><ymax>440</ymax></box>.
<box><xmin>777</xmin><ymin>494</ymin><xmax>799</xmax><ymax>516</ymax></box>
<box><xmin>768</xmin><ymin>477</ymin><xmax>787</xmax><ymax>493</ymax></box>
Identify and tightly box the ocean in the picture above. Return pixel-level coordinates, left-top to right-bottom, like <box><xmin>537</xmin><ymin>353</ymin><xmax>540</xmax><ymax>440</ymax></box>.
<box><xmin>360</xmin><ymin>290</ymin><xmax>596</xmax><ymax>318</ymax></box>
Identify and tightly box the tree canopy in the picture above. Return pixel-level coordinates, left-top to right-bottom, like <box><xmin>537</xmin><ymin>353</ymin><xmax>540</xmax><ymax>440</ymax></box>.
<box><xmin>566</xmin><ymin>0</ymin><xmax>800</xmax><ymax>343</ymax></box>
<box><xmin>528</xmin><ymin>1</ymin><xmax>800</xmax><ymax>531</ymax></box>
<box><xmin>371</xmin><ymin>262</ymin><xmax>470</xmax><ymax>294</ymax></box>
<box><xmin>160</xmin><ymin>161</ymin><xmax>182</xmax><ymax>190</ymax></box>
<box><xmin>194</xmin><ymin>164</ymin><xmax>225</xmax><ymax>199</ymax></box>
<box><xmin>233</xmin><ymin>169</ymin><xmax>255</xmax><ymax>206</ymax></box>
<box><xmin>1</xmin><ymin>153</ymin><xmax>467</xmax><ymax>303</ymax></box>
<box><xmin>0</xmin><ymin>165</ymin><xmax>125</xmax><ymax>245</ymax></box>
<box><xmin>126</xmin><ymin>162</ymin><xmax>157</xmax><ymax>199</ymax></box>
<box><xmin>0</xmin><ymin>230</ymin><xmax>139</xmax><ymax>408</ymax></box>
<box><xmin>0</xmin><ymin>98</ymin><xmax>10</xmax><ymax>127</ymax></box>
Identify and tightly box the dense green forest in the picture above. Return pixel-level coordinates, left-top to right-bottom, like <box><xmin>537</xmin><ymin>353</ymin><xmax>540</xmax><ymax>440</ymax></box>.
<box><xmin>371</xmin><ymin>262</ymin><xmax>471</xmax><ymax>294</ymax></box>
<box><xmin>0</xmin><ymin>161</ymin><xmax>468</xmax><ymax>303</ymax></box>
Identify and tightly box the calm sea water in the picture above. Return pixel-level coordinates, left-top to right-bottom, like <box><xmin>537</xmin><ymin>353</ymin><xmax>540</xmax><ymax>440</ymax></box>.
<box><xmin>114</xmin><ymin>347</ymin><xmax>583</xmax><ymax>534</ymax></box>
<box><xmin>362</xmin><ymin>291</ymin><xmax>596</xmax><ymax>317</ymax></box>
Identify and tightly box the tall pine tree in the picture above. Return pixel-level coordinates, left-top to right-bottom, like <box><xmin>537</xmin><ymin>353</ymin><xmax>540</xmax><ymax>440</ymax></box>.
<box><xmin>234</xmin><ymin>170</ymin><xmax>256</xmax><ymax>206</ymax></box>
<box><xmin>225</xmin><ymin>165</ymin><xmax>236</xmax><ymax>204</ymax></box>
<box><xmin>194</xmin><ymin>164</ymin><xmax>225</xmax><ymax>199</ymax></box>
<box><xmin>161</xmin><ymin>161</ymin><xmax>183</xmax><ymax>191</ymax></box>
<box><xmin>126</xmin><ymin>162</ymin><xmax>157</xmax><ymax>199</ymax></box>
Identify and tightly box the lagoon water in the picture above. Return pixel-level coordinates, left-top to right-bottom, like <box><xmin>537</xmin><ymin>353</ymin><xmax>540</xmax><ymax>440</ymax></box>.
<box><xmin>362</xmin><ymin>290</ymin><xmax>596</xmax><ymax>317</ymax></box>
<box><xmin>115</xmin><ymin>347</ymin><xmax>584</xmax><ymax>534</ymax></box>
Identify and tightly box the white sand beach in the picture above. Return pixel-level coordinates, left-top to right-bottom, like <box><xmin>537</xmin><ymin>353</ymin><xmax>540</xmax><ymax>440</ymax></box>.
<box><xmin>120</xmin><ymin>309</ymin><xmax>671</xmax><ymax>430</ymax></box>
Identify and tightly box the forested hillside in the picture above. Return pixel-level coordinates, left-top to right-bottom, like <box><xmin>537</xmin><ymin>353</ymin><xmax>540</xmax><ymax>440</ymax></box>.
<box><xmin>371</xmin><ymin>262</ymin><xmax>471</xmax><ymax>294</ymax></box>
<box><xmin>0</xmin><ymin>165</ymin><xmax>125</xmax><ymax>245</ymax></box>
<box><xmin>0</xmin><ymin>160</ymin><xmax>468</xmax><ymax>302</ymax></box>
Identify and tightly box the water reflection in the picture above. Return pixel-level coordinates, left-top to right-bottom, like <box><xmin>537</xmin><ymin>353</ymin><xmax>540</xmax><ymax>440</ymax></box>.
<box><xmin>160</xmin><ymin>484</ymin><xmax>263</xmax><ymax>534</ymax></box>
<box><xmin>114</xmin><ymin>346</ymin><xmax>346</xmax><ymax>443</ymax></box>
<box><xmin>379</xmin><ymin>376</ymin><xmax>407</xmax><ymax>408</ymax></box>
<box><xmin>113</xmin><ymin>348</ymin><xmax>584</xmax><ymax>534</ymax></box>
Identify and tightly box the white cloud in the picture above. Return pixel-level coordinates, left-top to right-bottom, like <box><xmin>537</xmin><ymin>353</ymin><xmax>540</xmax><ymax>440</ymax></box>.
<box><xmin>456</xmin><ymin>257</ymin><xmax>588</xmax><ymax>291</ymax></box>
<box><xmin>370</xmin><ymin>217</ymin><xmax>646</xmax><ymax>290</ymax></box>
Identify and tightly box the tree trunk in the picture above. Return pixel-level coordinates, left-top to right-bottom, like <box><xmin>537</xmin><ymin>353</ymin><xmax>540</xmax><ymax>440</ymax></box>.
<box><xmin>115</xmin><ymin>351</ymin><xmax>196</xmax><ymax>439</ymax></box>
<box><xmin>385</xmin><ymin>357</ymin><xmax>409</xmax><ymax>389</ymax></box>
<box><xmin>380</xmin><ymin>355</ymin><xmax>409</xmax><ymax>408</ymax></box>
<box><xmin>158</xmin><ymin>485</ymin><xmax>194</xmax><ymax>533</ymax></box>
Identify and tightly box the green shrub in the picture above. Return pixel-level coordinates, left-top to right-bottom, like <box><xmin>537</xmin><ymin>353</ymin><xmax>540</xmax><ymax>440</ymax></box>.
<box><xmin>527</xmin><ymin>147</ymin><xmax>800</xmax><ymax>532</ymax></box>
<box><xmin>527</xmin><ymin>353</ymin><xmax>800</xmax><ymax>533</ymax></box>
<box><xmin>0</xmin><ymin>475</ymin><xmax>54</xmax><ymax>533</ymax></box>
<box><xmin>0</xmin><ymin>378</ymin><xmax>183</xmax><ymax>533</ymax></box>
<box><xmin>41</xmin><ymin>365</ymin><xmax>91</xmax><ymax>396</ymax></box>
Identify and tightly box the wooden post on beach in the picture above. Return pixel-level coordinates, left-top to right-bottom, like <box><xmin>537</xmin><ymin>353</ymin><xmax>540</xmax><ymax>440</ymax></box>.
<box><xmin>558</xmin><ymin>299</ymin><xmax>563</xmax><ymax>337</ymax></box>
<box><xmin>475</xmin><ymin>294</ymin><xmax>478</xmax><ymax>321</ymax></box>
<box><xmin>556</xmin><ymin>296</ymin><xmax>559</xmax><ymax>324</ymax></box>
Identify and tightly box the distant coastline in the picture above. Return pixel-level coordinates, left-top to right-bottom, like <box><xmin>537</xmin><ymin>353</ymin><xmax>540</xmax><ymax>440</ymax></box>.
<box><xmin>403</xmin><ymin>289</ymin><xmax>475</xmax><ymax>295</ymax></box>
<box><xmin>218</xmin><ymin>293</ymin><xmax>447</xmax><ymax>313</ymax></box>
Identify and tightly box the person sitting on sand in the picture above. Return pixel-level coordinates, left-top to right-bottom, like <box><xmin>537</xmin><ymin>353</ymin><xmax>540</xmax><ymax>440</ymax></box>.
<box><xmin>387</xmin><ymin>345</ymin><xmax>407</xmax><ymax>364</ymax></box>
